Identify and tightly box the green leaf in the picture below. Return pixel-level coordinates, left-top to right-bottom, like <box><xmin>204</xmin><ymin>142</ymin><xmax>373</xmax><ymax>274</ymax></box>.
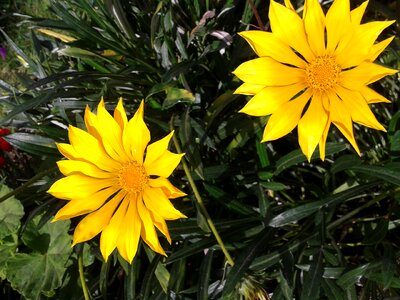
<box><xmin>223</xmin><ymin>227</ymin><xmax>275</xmax><ymax>295</ymax></box>
<box><xmin>350</xmin><ymin>164</ymin><xmax>400</xmax><ymax>186</ymax></box>
<box><xmin>197</xmin><ymin>250</ymin><xmax>214</xmax><ymax>300</ymax></box>
<box><xmin>268</xmin><ymin>182</ymin><xmax>379</xmax><ymax>227</ymax></box>
<box><xmin>0</xmin><ymin>234</ymin><xmax>18</xmax><ymax>280</ymax></box>
<box><xmin>274</xmin><ymin>143</ymin><xmax>346</xmax><ymax>175</ymax></box>
<box><xmin>163</xmin><ymin>87</ymin><xmax>195</xmax><ymax>109</ymax></box>
<box><xmin>362</xmin><ymin>219</ymin><xmax>388</xmax><ymax>245</ymax></box>
<box><xmin>4</xmin><ymin>133</ymin><xmax>58</xmax><ymax>156</ymax></box>
<box><xmin>300</xmin><ymin>249</ymin><xmax>323</xmax><ymax>300</ymax></box>
<box><xmin>5</xmin><ymin>216</ymin><xmax>72</xmax><ymax>300</ymax></box>
<box><xmin>321</xmin><ymin>279</ymin><xmax>346</xmax><ymax>300</ymax></box>
<box><xmin>337</xmin><ymin>262</ymin><xmax>380</xmax><ymax>289</ymax></box>
<box><xmin>144</xmin><ymin>246</ymin><xmax>170</xmax><ymax>293</ymax></box>
<box><xmin>0</xmin><ymin>185</ymin><xmax>24</xmax><ymax>239</ymax></box>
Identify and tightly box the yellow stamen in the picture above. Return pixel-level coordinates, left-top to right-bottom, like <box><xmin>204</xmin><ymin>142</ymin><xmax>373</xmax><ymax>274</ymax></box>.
<box><xmin>118</xmin><ymin>161</ymin><xmax>148</xmax><ymax>193</ymax></box>
<box><xmin>306</xmin><ymin>55</ymin><xmax>341</xmax><ymax>91</ymax></box>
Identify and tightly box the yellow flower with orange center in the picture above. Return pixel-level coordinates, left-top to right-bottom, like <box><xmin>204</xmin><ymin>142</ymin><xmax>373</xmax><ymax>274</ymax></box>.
<box><xmin>48</xmin><ymin>99</ymin><xmax>186</xmax><ymax>263</ymax></box>
<box><xmin>233</xmin><ymin>0</ymin><xmax>398</xmax><ymax>160</ymax></box>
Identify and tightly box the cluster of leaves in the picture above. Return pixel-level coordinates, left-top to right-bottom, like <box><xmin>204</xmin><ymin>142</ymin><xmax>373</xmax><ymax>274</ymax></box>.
<box><xmin>0</xmin><ymin>0</ymin><xmax>399</xmax><ymax>299</ymax></box>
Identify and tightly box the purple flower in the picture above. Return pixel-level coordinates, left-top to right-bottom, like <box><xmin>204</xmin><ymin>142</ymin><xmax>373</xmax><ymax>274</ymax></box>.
<box><xmin>0</xmin><ymin>47</ymin><xmax>7</xmax><ymax>60</ymax></box>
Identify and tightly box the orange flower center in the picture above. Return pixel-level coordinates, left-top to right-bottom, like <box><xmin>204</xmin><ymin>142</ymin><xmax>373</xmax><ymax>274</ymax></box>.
<box><xmin>305</xmin><ymin>55</ymin><xmax>341</xmax><ymax>91</ymax></box>
<box><xmin>118</xmin><ymin>161</ymin><xmax>148</xmax><ymax>193</ymax></box>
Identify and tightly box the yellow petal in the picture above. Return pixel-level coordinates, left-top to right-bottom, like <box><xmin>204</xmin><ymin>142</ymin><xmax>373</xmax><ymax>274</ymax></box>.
<box><xmin>262</xmin><ymin>90</ymin><xmax>312</xmax><ymax>141</ymax></box>
<box><xmin>53</xmin><ymin>186</ymin><xmax>120</xmax><ymax>220</ymax></box>
<box><xmin>269</xmin><ymin>0</ymin><xmax>314</xmax><ymax>62</ymax></box>
<box><xmin>57</xmin><ymin>160</ymin><xmax>113</xmax><ymax>178</ymax></box>
<box><xmin>318</xmin><ymin>116</ymin><xmax>331</xmax><ymax>161</ymax></box>
<box><xmin>84</xmin><ymin>106</ymin><xmax>102</xmax><ymax>141</ymax></box>
<box><xmin>336</xmin><ymin>21</ymin><xmax>395</xmax><ymax>68</ymax></box>
<box><xmin>68</xmin><ymin>125</ymin><xmax>120</xmax><ymax>171</ymax></box>
<box><xmin>284</xmin><ymin>0</ymin><xmax>295</xmax><ymax>11</ymax></box>
<box><xmin>150</xmin><ymin>211</ymin><xmax>171</xmax><ymax>244</ymax></box>
<box><xmin>95</xmin><ymin>100</ymin><xmax>130</xmax><ymax>163</ymax></box>
<box><xmin>359</xmin><ymin>86</ymin><xmax>391</xmax><ymax>104</ymax></box>
<box><xmin>239</xmin><ymin>82</ymin><xmax>306</xmax><ymax>116</ymax></box>
<box><xmin>234</xmin><ymin>83</ymin><xmax>266</xmax><ymax>95</ymax></box>
<box><xmin>144</xmin><ymin>131</ymin><xmax>174</xmax><ymax>167</ymax></box>
<box><xmin>114</xmin><ymin>98</ymin><xmax>128</xmax><ymax>129</ymax></box>
<box><xmin>303</xmin><ymin>0</ymin><xmax>325</xmax><ymax>56</ymax></box>
<box><xmin>233</xmin><ymin>57</ymin><xmax>305</xmax><ymax>86</ymax></box>
<box><xmin>298</xmin><ymin>93</ymin><xmax>329</xmax><ymax>161</ymax></box>
<box><xmin>72</xmin><ymin>190</ymin><xmax>125</xmax><ymax>245</ymax></box>
<box><xmin>148</xmin><ymin>177</ymin><xmax>186</xmax><ymax>199</ymax></box>
<box><xmin>350</xmin><ymin>0</ymin><xmax>368</xmax><ymax>25</ymax></box>
<box><xmin>339</xmin><ymin>62</ymin><xmax>398</xmax><ymax>89</ymax></box>
<box><xmin>239</xmin><ymin>31</ymin><xmax>306</xmax><ymax>68</ymax></box>
<box><xmin>123</xmin><ymin>101</ymin><xmax>150</xmax><ymax>163</ymax></box>
<box><xmin>336</xmin><ymin>86</ymin><xmax>386</xmax><ymax>131</ymax></box>
<box><xmin>143</xmin><ymin>186</ymin><xmax>186</xmax><ymax>220</ymax></box>
<box><xmin>137</xmin><ymin>196</ymin><xmax>165</xmax><ymax>255</ymax></box>
<box><xmin>116</xmin><ymin>194</ymin><xmax>141</xmax><ymax>263</ymax></box>
<box><xmin>48</xmin><ymin>174</ymin><xmax>115</xmax><ymax>200</ymax></box>
<box><xmin>326</xmin><ymin>0</ymin><xmax>351</xmax><ymax>52</ymax></box>
<box><xmin>145</xmin><ymin>151</ymin><xmax>184</xmax><ymax>178</ymax></box>
<box><xmin>367</xmin><ymin>36</ymin><xmax>395</xmax><ymax>62</ymax></box>
<box><xmin>328</xmin><ymin>91</ymin><xmax>361</xmax><ymax>155</ymax></box>
<box><xmin>100</xmin><ymin>196</ymin><xmax>130</xmax><ymax>261</ymax></box>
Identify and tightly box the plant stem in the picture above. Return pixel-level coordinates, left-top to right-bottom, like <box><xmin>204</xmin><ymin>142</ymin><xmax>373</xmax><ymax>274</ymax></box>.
<box><xmin>170</xmin><ymin>117</ymin><xmax>234</xmax><ymax>266</ymax></box>
<box><xmin>78</xmin><ymin>249</ymin><xmax>91</xmax><ymax>300</ymax></box>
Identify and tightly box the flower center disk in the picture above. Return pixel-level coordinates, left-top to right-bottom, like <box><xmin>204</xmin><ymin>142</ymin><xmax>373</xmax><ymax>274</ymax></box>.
<box><xmin>306</xmin><ymin>55</ymin><xmax>341</xmax><ymax>91</ymax></box>
<box><xmin>118</xmin><ymin>161</ymin><xmax>148</xmax><ymax>193</ymax></box>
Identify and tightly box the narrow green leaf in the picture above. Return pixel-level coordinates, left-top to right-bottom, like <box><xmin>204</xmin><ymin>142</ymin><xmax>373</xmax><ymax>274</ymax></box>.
<box><xmin>337</xmin><ymin>262</ymin><xmax>380</xmax><ymax>289</ymax></box>
<box><xmin>223</xmin><ymin>227</ymin><xmax>275</xmax><ymax>295</ymax></box>
<box><xmin>321</xmin><ymin>279</ymin><xmax>346</xmax><ymax>300</ymax></box>
<box><xmin>275</xmin><ymin>143</ymin><xmax>346</xmax><ymax>175</ymax></box>
<box><xmin>350</xmin><ymin>164</ymin><xmax>400</xmax><ymax>186</ymax></box>
<box><xmin>300</xmin><ymin>249</ymin><xmax>324</xmax><ymax>300</ymax></box>
<box><xmin>5</xmin><ymin>133</ymin><xmax>58</xmax><ymax>156</ymax></box>
<box><xmin>197</xmin><ymin>250</ymin><xmax>214</xmax><ymax>300</ymax></box>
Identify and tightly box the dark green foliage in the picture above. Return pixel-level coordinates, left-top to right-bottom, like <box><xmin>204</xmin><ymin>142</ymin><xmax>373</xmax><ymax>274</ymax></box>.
<box><xmin>0</xmin><ymin>0</ymin><xmax>399</xmax><ymax>299</ymax></box>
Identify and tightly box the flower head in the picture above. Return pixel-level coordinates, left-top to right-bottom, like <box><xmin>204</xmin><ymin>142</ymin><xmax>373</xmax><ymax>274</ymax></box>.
<box><xmin>48</xmin><ymin>99</ymin><xmax>186</xmax><ymax>263</ymax></box>
<box><xmin>233</xmin><ymin>0</ymin><xmax>398</xmax><ymax>160</ymax></box>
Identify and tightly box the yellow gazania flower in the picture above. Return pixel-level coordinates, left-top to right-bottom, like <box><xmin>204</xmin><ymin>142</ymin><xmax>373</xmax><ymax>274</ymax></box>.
<box><xmin>233</xmin><ymin>0</ymin><xmax>398</xmax><ymax>160</ymax></box>
<box><xmin>48</xmin><ymin>99</ymin><xmax>186</xmax><ymax>263</ymax></box>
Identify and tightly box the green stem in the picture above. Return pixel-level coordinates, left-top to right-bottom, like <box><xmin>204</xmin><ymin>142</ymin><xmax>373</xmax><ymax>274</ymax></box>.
<box><xmin>78</xmin><ymin>249</ymin><xmax>91</xmax><ymax>300</ymax></box>
<box><xmin>0</xmin><ymin>167</ymin><xmax>57</xmax><ymax>204</ymax></box>
<box><xmin>170</xmin><ymin>117</ymin><xmax>234</xmax><ymax>266</ymax></box>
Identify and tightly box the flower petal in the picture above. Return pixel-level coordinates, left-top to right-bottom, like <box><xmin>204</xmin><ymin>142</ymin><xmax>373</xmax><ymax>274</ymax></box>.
<box><xmin>359</xmin><ymin>86</ymin><xmax>390</xmax><ymax>104</ymax></box>
<box><xmin>336</xmin><ymin>21</ymin><xmax>395</xmax><ymax>68</ymax></box>
<box><xmin>350</xmin><ymin>0</ymin><xmax>368</xmax><ymax>25</ymax></box>
<box><xmin>72</xmin><ymin>190</ymin><xmax>125</xmax><ymax>245</ymax></box>
<box><xmin>53</xmin><ymin>186</ymin><xmax>119</xmax><ymax>220</ymax></box>
<box><xmin>318</xmin><ymin>116</ymin><xmax>331</xmax><ymax>161</ymax></box>
<box><xmin>100</xmin><ymin>196</ymin><xmax>130</xmax><ymax>261</ymax></box>
<box><xmin>145</xmin><ymin>151</ymin><xmax>184</xmax><ymax>178</ymax></box>
<box><xmin>339</xmin><ymin>62</ymin><xmax>398</xmax><ymax>89</ymax></box>
<box><xmin>367</xmin><ymin>36</ymin><xmax>395</xmax><ymax>62</ymax></box>
<box><xmin>239</xmin><ymin>31</ymin><xmax>306</xmax><ymax>68</ymax></box>
<box><xmin>150</xmin><ymin>211</ymin><xmax>171</xmax><ymax>244</ymax></box>
<box><xmin>284</xmin><ymin>0</ymin><xmax>295</xmax><ymax>11</ymax></box>
<box><xmin>298</xmin><ymin>93</ymin><xmax>329</xmax><ymax>161</ymax></box>
<box><xmin>234</xmin><ymin>83</ymin><xmax>266</xmax><ymax>95</ymax></box>
<box><xmin>123</xmin><ymin>101</ymin><xmax>150</xmax><ymax>163</ymax></box>
<box><xmin>68</xmin><ymin>125</ymin><xmax>120</xmax><ymax>171</ymax></box>
<box><xmin>239</xmin><ymin>82</ymin><xmax>306</xmax><ymax>117</ymax></box>
<box><xmin>304</xmin><ymin>0</ymin><xmax>326</xmax><ymax>56</ymax></box>
<box><xmin>113</xmin><ymin>98</ymin><xmax>128</xmax><ymax>130</ymax></box>
<box><xmin>148</xmin><ymin>177</ymin><xmax>186</xmax><ymax>199</ymax></box>
<box><xmin>328</xmin><ymin>91</ymin><xmax>360</xmax><ymax>155</ymax></box>
<box><xmin>137</xmin><ymin>196</ymin><xmax>165</xmax><ymax>255</ymax></box>
<box><xmin>262</xmin><ymin>90</ymin><xmax>312</xmax><ymax>141</ymax></box>
<box><xmin>57</xmin><ymin>160</ymin><xmax>113</xmax><ymax>178</ymax></box>
<box><xmin>144</xmin><ymin>131</ymin><xmax>174</xmax><ymax>167</ymax></box>
<box><xmin>48</xmin><ymin>174</ymin><xmax>115</xmax><ymax>200</ymax></box>
<box><xmin>116</xmin><ymin>194</ymin><xmax>141</xmax><ymax>263</ymax></box>
<box><xmin>326</xmin><ymin>0</ymin><xmax>351</xmax><ymax>52</ymax></box>
<box><xmin>269</xmin><ymin>0</ymin><xmax>314</xmax><ymax>62</ymax></box>
<box><xmin>143</xmin><ymin>186</ymin><xmax>186</xmax><ymax>220</ymax></box>
<box><xmin>336</xmin><ymin>86</ymin><xmax>386</xmax><ymax>131</ymax></box>
<box><xmin>233</xmin><ymin>57</ymin><xmax>305</xmax><ymax>86</ymax></box>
